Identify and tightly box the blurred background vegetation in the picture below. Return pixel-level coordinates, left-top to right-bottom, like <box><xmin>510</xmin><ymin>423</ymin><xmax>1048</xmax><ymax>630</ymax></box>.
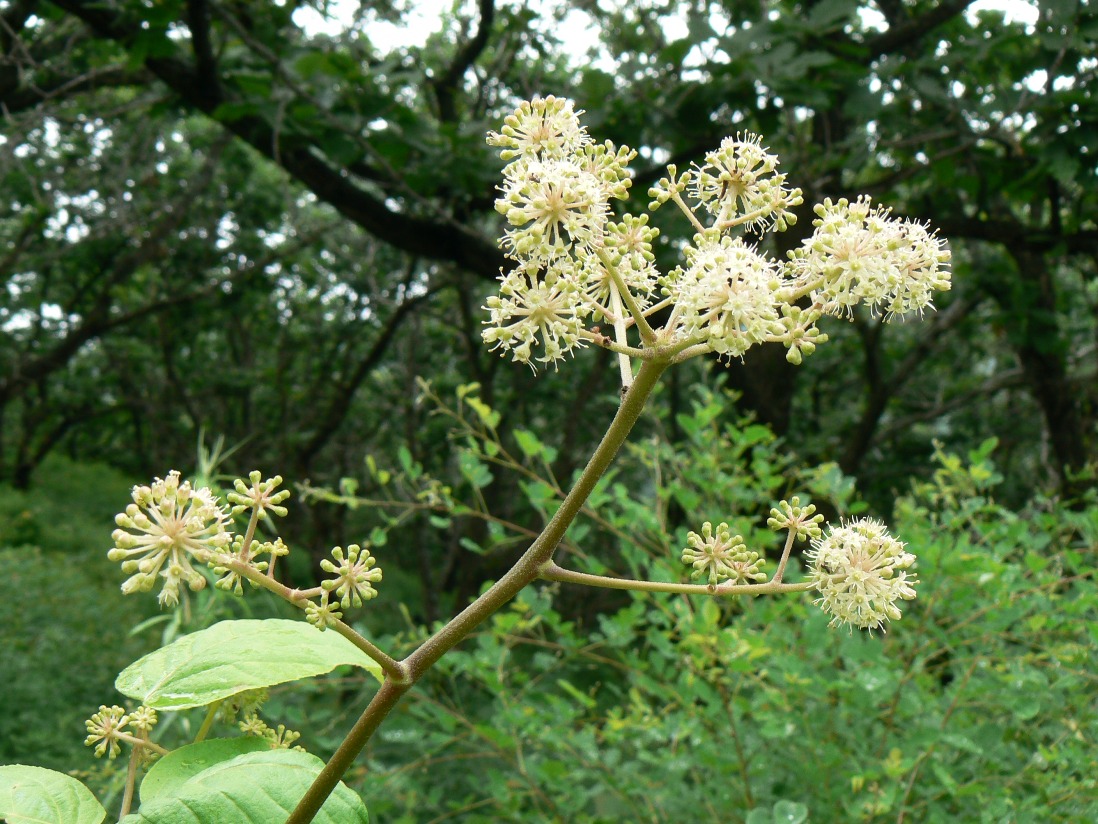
<box><xmin>1</xmin><ymin>0</ymin><xmax>1095</xmax><ymax>820</ymax></box>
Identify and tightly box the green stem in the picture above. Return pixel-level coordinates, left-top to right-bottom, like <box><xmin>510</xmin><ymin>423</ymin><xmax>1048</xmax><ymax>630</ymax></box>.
<box><xmin>114</xmin><ymin>732</ymin><xmax>169</xmax><ymax>756</ymax></box>
<box><xmin>285</xmin><ymin>358</ymin><xmax>670</xmax><ymax>824</ymax></box>
<box><xmin>771</xmin><ymin>528</ymin><xmax>798</xmax><ymax>584</ymax></box>
<box><xmin>541</xmin><ymin>562</ymin><xmax>813</xmax><ymax>596</ymax></box>
<box><xmin>193</xmin><ymin>700</ymin><xmax>221</xmax><ymax>743</ymax></box>
<box><xmin>670</xmin><ymin>190</ymin><xmax>706</xmax><ymax>233</ymax></box>
<box><xmin>117</xmin><ymin>741</ymin><xmax>141</xmax><ymax>821</ymax></box>
<box><xmin>596</xmin><ymin>246</ymin><xmax>657</xmax><ymax>344</ymax></box>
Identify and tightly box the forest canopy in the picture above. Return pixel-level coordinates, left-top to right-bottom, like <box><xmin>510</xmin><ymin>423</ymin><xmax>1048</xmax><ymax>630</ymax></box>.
<box><xmin>1</xmin><ymin>0</ymin><xmax>1094</xmax><ymax>506</ymax></box>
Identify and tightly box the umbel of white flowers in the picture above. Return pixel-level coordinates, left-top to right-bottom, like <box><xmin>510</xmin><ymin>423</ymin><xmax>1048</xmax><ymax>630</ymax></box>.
<box><xmin>482</xmin><ymin>95</ymin><xmax>950</xmax><ymax>370</ymax></box>
<box><xmin>481</xmin><ymin>96</ymin><xmax>949</xmax><ymax>631</ymax></box>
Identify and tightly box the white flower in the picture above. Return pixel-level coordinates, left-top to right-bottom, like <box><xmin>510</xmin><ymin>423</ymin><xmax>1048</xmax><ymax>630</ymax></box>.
<box><xmin>579</xmin><ymin>216</ymin><xmax>660</xmax><ymax>319</ymax></box>
<box><xmin>790</xmin><ymin>197</ymin><xmax>951</xmax><ymax>318</ymax></box>
<box><xmin>690</xmin><ymin>133</ymin><xmax>803</xmax><ymax>233</ymax></box>
<box><xmin>807</xmin><ymin>518</ymin><xmax>918</xmax><ymax>631</ymax></box>
<box><xmin>496</xmin><ymin>157</ymin><xmax>610</xmax><ymax>263</ymax></box>
<box><xmin>482</xmin><ymin>259</ymin><xmax>591</xmax><ymax>368</ymax></box>
<box><xmin>109</xmin><ymin>471</ymin><xmax>230</xmax><ymax>606</ymax></box>
<box><xmin>487</xmin><ymin>95</ymin><xmax>591</xmax><ymax>161</ymax></box>
<box><xmin>669</xmin><ymin>234</ymin><xmax>784</xmax><ymax>357</ymax></box>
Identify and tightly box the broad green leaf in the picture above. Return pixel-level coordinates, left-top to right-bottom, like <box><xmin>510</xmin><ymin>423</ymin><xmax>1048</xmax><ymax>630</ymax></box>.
<box><xmin>116</xmin><ymin>619</ymin><xmax>383</xmax><ymax>710</ymax></box>
<box><xmin>139</xmin><ymin>738</ymin><xmax>268</xmax><ymax>804</ymax></box>
<box><xmin>0</xmin><ymin>765</ymin><xmax>105</xmax><ymax>824</ymax></box>
<box><xmin>121</xmin><ymin>750</ymin><xmax>368</xmax><ymax>824</ymax></box>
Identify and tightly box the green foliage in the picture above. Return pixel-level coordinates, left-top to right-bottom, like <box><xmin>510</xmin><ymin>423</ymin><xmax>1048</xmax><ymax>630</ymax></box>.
<box><xmin>119</xmin><ymin>750</ymin><xmax>368</xmax><ymax>824</ymax></box>
<box><xmin>139</xmin><ymin>739</ymin><xmax>268</xmax><ymax>804</ymax></box>
<box><xmin>0</xmin><ymin>459</ymin><xmax>157</xmax><ymax>773</ymax></box>
<box><xmin>0</xmin><ymin>765</ymin><xmax>106</xmax><ymax>824</ymax></box>
<box><xmin>353</xmin><ymin>425</ymin><xmax>1096</xmax><ymax>822</ymax></box>
<box><xmin>115</xmin><ymin>619</ymin><xmax>383</xmax><ymax>711</ymax></box>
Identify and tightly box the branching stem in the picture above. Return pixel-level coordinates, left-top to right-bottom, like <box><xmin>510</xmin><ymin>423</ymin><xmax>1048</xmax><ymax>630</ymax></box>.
<box><xmin>286</xmin><ymin>358</ymin><xmax>671</xmax><ymax>824</ymax></box>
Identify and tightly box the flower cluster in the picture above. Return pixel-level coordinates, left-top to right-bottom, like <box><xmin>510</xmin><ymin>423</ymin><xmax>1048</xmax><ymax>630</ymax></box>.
<box><xmin>668</xmin><ymin>234</ymin><xmax>784</xmax><ymax>357</ymax></box>
<box><xmin>320</xmin><ymin>543</ymin><xmax>383</xmax><ymax>609</ymax></box>
<box><xmin>483</xmin><ymin>96</ymin><xmax>650</xmax><ymax>368</ymax></box>
<box><xmin>767</xmin><ymin>496</ymin><xmax>825</xmax><ymax>541</ymax></box>
<box><xmin>806</xmin><ymin>518</ymin><xmax>918</xmax><ymax>631</ymax></box>
<box><xmin>108</xmin><ymin>471</ymin><xmax>231</xmax><ymax>606</ymax></box>
<box><xmin>84</xmin><ymin>704</ymin><xmax>157</xmax><ymax>759</ymax></box>
<box><xmin>84</xmin><ymin>705</ymin><xmax>130</xmax><ymax>759</ymax></box>
<box><xmin>211</xmin><ymin>536</ymin><xmax>288</xmax><ymax>595</ymax></box>
<box><xmin>484</xmin><ymin>96</ymin><xmax>952</xmax><ymax>374</ymax></box>
<box><xmin>239</xmin><ymin>713</ymin><xmax>304</xmax><ymax>750</ymax></box>
<box><xmin>681</xmin><ymin>521</ymin><xmax>768</xmax><ymax>585</ymax></box>
<box><xmin>227</xmin><ymin>471</ymin><xmax>290</xmax><ymax>519</ymax></box>
<box><xmin>789</xmin><ymin>196</ymin><xmax>952</xmax><ymax>319</ymax></box>
<box><xmin>689</xmin><ymin>133</ymin><xmax>803</xmax><ymax>233</ymax></box>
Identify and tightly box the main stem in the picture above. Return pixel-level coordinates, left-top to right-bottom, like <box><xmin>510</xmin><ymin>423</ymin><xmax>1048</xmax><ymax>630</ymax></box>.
<box><xmin>286</xmin><ymin>359</ymin><xmax>669</xmax><ymax>824</ymax></box>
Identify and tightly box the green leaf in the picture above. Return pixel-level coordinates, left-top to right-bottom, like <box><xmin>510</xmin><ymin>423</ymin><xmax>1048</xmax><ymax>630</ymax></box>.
<box><xmin>121</xmin><ymin>750</ymin><xmax>368</xmax><ymax>823</ymax></box>
<box><xmin>0</xmin><ymin>765</ymin><xmax>105</xmax><ymax>824</ymax></box>
<box><xmin>116</xmin><ymin>619</ymin><xmax>383</xmax><ymax>710</ymax></box>
<box><xmin>465</xmin><ymin>396</ymin><xmax>501</xmax><ymax>430</ymax></box>
<box><xmin>140</xmin><ymin>738</ymin><xmax>269</xmax><ymax>804</ymax></box>
<box><xmin>458</xmin><ymin>452</ymin><xmax>493</xmax><ymax>490</ymax></box>
<box><xmin>513</xmin><ymin>429</ymin><xmax>544</xmax><ymax>459</ymax></box>
<box><xmin>772</xmin><ymin>799</ymin><xmax>809</xmax><ymax>824</ymax></box>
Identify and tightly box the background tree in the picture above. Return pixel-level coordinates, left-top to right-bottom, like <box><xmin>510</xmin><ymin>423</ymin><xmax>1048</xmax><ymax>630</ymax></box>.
<box><xmin>2</xmin><ymin>0</ymin><xmax>1095</xmax><ymax>549</ymax></box>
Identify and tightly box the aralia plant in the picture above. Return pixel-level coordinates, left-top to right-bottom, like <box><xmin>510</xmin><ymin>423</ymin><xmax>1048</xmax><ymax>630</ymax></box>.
<box><xmin>0</xmin><ymin>96</ymin><xmax>949</xmax><ymax>824</ymax></box>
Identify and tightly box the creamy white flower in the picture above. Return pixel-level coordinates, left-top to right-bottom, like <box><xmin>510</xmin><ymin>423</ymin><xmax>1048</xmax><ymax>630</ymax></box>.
<box><xmin>486</xmin><ymin>95</ymin><xmax>590</xmax><ymax>161</ymax></box>
<box><xmin>807</xmin><ymin>518</ymin><xmax>918</xmax><ymax>631</ymax></box>
<box><xmin>109</xmin><ymin>471</ymin><xmax>230</xmax><ymax>607</ymax></box>
<box><xmin>482</xmin><ymin>259</ymin><xmax>591</xmax><ymax>368</ymax></box>
<box><xmin>791</xmin><ymin>197</ymin><xmax>951</xmax><ymax>318</ymax></box>
<box><xmin>669</xmin><ymin>235</ymin><xmax>783</xmax><ymax>357</ymax></box>
<box><xmin>690</xmin><ymin>133</ymin><xmax>803</xmax><ymax>233</ymax></box>
<box><xmin>496</xmin><ymin>157</ymin><xmax>610</xmax><ymax>263</ymax></box>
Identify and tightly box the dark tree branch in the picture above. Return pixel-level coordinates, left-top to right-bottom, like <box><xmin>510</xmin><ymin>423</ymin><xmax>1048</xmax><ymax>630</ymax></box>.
<box><xmin>931</xmin><ymin>216</ymin><xmax>1098</xmax><ymax>256</ymax></box>
<box><xmin>0</xmin><ymin>64</ymin><xmax>147</xmax><ymax>114</ymax></box>
<box><xmin>0</xmin><ymin>0</ymin><xmax>35</xmax><ymax>50</ymax></box>
<box><xmin>296</xmin><ymin>285</ymin><xmax>439</xmax><ymax>472</ymax></box>
<box><xmin>48</xmin><ymin>0</ymin><xmax>508</xmax><ymax>280</ymax></box>
<box><xmin>865</xmin><ymin>0</ymin><xmax>977</xmax><ymax>61</ymax></box>
<box><xmin>432</xmin><ymin>0</ymin><xmax>495</xmax><ymax>123</ymax></box>
<box><xmin>186</xmin><ymin>0</ymin><xmax>220</xmax><ymax>103</ymax></box>
<box><xmin>841</xmin><ymin>294</ymin><xmax>983</xmax><ymax>474</ymax></box>
<box><xmin>873</xmin><ymin>0</ymin><xmax>909</xmax><ymax>29</ymax></box>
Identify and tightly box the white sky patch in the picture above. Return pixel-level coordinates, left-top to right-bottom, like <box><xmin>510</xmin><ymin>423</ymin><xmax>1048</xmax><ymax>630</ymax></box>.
<box><xmin>967</xmin><ymin>0</ymin><xmax>1039</xmax><ymax>27</ymax></box>
<box><xmin>292</xmin><ymin>0</ymin><xmax>1043</xmax><ymax>76</ymax></box>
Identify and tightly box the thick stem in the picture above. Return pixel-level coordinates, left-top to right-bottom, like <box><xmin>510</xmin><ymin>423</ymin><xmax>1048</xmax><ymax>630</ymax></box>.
<box><xmin>285</xmin><ymin>359</ymin><xmax>670</xmax><ymax>823</ymax></box>
<box><xmin>285</xmin><ymin>678</ymin><xmax>410</xmax><ymax>824</ymax></box>
<box><xmin>117</xmin><ymin>743</ymin><xmax>141</xmax><ymax>821</ymax></box>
